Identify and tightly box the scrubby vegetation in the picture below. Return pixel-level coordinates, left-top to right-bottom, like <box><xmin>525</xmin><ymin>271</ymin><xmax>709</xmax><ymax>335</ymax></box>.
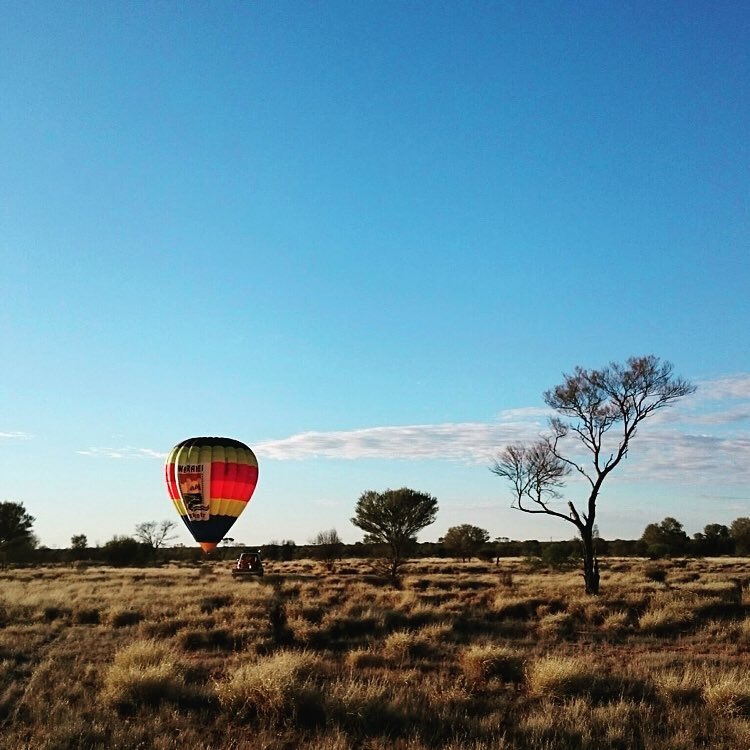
<box><xmin>0</xmin><ymin>556</ymin><xmax>748</xmax><ymax>749</ymax></box>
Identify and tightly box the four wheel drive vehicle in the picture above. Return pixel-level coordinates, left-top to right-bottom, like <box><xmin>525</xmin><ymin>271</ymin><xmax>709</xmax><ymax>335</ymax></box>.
<box><xmin>232</xmin><ymin>551</ymin><xmax>264</xmax><ymax>577</ymax></box>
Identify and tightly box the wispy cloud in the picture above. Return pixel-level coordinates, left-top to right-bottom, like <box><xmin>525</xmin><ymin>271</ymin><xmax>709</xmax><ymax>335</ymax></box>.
<box><xmin>696</xmin><ymin>374</ymin><xmax>750</xmax><ymax>401</ymax></box>
<box><xmin>76</xmin><ymin>447</ymin><xmax>166</xmax><ymax>460</ymax></box>
<box><xmin>620</xmin><ymin>431</ymin><xmax>750</xmax><ymax>483</ymax></box>
<box><xmin>0</xmin><ymin>431</ymin><xmax>33</xmax><ymax>440</ymax></box>
<box><xmin>76</xmin><ymin>374</ymin><xmax>750</xmax><ymax>489</ymax></box>
<box><xmin>254</xmin><ymin>373</ymin><xmax>750</xmax><ymax>488</ymax></box>
<box><xmin>255</xmin><ymin>418</ymin><xmax>546</xmax><ymax>463</ymax></box>
<box><xmin>688</xmin><ymin>406</ymin><xmax>750</xmax><ymax>425</ymax></box>
<box><xmin>647</xmin><ymin>375</ymin><xmax>750</xmax><ymax>428</ymax></box>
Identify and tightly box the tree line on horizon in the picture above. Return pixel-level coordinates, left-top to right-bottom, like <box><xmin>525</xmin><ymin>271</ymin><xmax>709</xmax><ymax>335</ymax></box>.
<box><xmin>2</xmin><ymin>356</ymin><xmax>743</xmax><ymax>597</ymax></box>
<box><xmin>2</xmin><ymin>496</ymin><xmax>749</xmax><ymax>568</ymax></box>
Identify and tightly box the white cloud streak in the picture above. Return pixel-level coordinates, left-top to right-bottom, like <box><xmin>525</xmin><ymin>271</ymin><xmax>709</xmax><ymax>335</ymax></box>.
<box><xmin>695</xmin><ymin>374</ymin><xmax>750</xmax><ymax>401</ymax></box>
<box><xmin>255</xmin><ymin>418</ymin><xmax>547</xmax><ymax>463</ymax></box>
<box><xmin>254</xmin><ymin>373</ymin><xmax>750</xmax><ymax>488</ymax></box>
<box><xmin>620</xmin><ymin>432</ymin><xmax>750</xmax><ymax>483</ymax></box>
<box><xmin>76</xmin><ymin>375</ymin><xmax>750</xmax><ymax>488</ymax></box>
<box><xmin>76</xmin><ymin>447</ymin><xmax>167</xmax><ymax>460</ymax></box>
<box><xmin>0</xmin><ymin>431</ymin><xmax>33</xmax><ymax>440</ymax></box>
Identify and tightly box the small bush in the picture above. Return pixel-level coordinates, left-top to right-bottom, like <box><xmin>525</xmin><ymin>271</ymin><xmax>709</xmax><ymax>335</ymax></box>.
<box><xmin>541</xmin><ymin>543</ymin><xmax>578</xmax><ymax>569</ymax></box>
<box><xmin>646</xmin><ymin>544</ymin><xmax>671</xmax><ymax>560</ymax></box>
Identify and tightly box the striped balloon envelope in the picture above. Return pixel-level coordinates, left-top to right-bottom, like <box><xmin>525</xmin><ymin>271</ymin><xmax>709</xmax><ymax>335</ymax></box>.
<box><xmin>164</xmin><ymin>437</ymin><xmax>259</xmax><ymax>553</ymax></box>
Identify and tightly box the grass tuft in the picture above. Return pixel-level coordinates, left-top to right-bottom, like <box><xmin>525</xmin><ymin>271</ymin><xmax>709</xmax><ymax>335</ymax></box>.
<box><xmin>538</xmin><ymin>611</ymin><xmax>575</xmax><ymax>639</ymax></box>
<box><xmin>177</xmin><ymin>627</ymin><xmax>236</xmax><ymax>651</ymax></box>
<box><xmin>703</xmin><ymin>670</ymin><xmax>750</xmax><ymax>716</ymax></box>
<box><xmin>345</xmin><ymin>647</ymin><xmax>386</xmax><ymax>670</ymax></box>
<box><xmin>654</xmin><ymin>667</ymin><xmax>704</xmax><ymax>703</ymax></box>
<box><xmin>382</xmin><ymin>630</ymin><xmax>433</xmax><ymax>662</ymax></box>
<box><xmin>460</xmin><ymin>644</ymin><xmax>524</xmax><ymax>685</ymax></box>
<box><xmin>102</xmin><ymin>639</ymin><xmax>191</xmax><ymax>708</ymax></box>
<box><xmin>215</xmin><ymin>649</ymin><xmax>325</xmax><ymax>726</ymax></box>
<box><xmin>638</xmin><ymin>597</ymin><xmax>695</xmax><ymax>634</ymax></box>
<box><xmin>526</xmin><ymin>655</ymin><xmax>598</xmax><ymax>699</ymax></box>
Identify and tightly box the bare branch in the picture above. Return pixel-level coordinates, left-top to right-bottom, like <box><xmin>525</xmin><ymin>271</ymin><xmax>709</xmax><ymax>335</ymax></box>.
<box><xmin>492</xmin><ymin>355</ymin><xmax>695</xmax><ymax>595</ymax></box>
<box><xmin>490</xmin><ymin>441</ymin><xmax>576</xmax><ymax>526</ymax></box>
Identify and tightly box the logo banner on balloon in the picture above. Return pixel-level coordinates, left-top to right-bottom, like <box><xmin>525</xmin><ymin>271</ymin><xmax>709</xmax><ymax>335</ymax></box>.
<box><xmin>177</xmin><ymin>463</ymin><xmax>211</xmax><ymax>521</ymax></box>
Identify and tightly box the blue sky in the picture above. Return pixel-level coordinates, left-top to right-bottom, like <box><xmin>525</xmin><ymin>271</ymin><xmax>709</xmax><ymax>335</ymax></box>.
<box><xmin>1</xmin><ymin>1</ymin><xmax>748</xmax><ymax>549</ymax></box>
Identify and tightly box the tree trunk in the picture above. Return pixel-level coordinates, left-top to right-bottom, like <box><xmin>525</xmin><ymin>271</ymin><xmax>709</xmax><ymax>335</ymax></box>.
<box><xmin>580</xmin><ymin>528</ymin><xmax>600</xmax><ymax>595</ymax></box>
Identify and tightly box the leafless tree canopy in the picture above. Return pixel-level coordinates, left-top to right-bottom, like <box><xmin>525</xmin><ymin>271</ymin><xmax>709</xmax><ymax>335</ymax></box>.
<box><xmin>491</xmin><ymin>355</ymin><xmax>695</xmax><ymax>594</ymax></box>
<box><xmin>543</xmin><ymin>354</ymin><xmax>696</xmax><ymax>488</ymax></box>
<box><xmin>134</xmin><ymin>520</ymin><xmax>178</xmax><ymax>549</ymax></box>
<box><xmin>490</xmin><ymin>442</ymin><xmax>571</xmax><ymax>522</ymax></box>
<box><xmin>310</xmin><ymin>528</ymin><xmax>344</xmax><ymax>569</ymax></box>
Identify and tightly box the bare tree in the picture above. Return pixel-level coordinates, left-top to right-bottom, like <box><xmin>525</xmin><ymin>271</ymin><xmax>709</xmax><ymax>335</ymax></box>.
<box><xmin>491</xmin><ymin>355</ymin><xmax>695</xmax><ymax>594</ymax></box>
<box><xmin>310</xmin><ymin>528</ymin><xmax>344</xmax><ymax>571</ymax></box>
<box><xmin>134</xmin><ymin>520</ymin><xmax>178</xmax><ymax>550</ymax></box>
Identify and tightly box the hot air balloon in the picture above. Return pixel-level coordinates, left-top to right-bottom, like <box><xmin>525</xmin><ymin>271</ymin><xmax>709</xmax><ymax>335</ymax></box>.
<box><xmin>164</xmin><ymin>437</ymin><xmax>259</xmax><ymax>553</ymax></box>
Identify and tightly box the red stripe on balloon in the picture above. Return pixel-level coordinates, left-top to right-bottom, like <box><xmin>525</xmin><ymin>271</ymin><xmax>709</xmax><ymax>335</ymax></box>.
<box><xmin>209</xmin><ymin>462</ymin><xmax>258</xmax><ymax>502</ymax></box>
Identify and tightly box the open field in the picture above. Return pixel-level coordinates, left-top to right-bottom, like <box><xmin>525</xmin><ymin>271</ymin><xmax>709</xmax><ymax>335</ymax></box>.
<box><xmin>1</xmin><ymin>556</ymin><xmax>749</xmax><ymax>749</ymax></box>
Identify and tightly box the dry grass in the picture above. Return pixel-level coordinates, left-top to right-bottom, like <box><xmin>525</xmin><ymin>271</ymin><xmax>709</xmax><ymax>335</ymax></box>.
<box><xmin>654</xmin><ymin>665</ymin><xmax>704</xmax><ymax>703</ymax></box>
<box><xmin>0</xmin><ymin>556</ymin><xmax>748</xmax><ymax>749</ymax></box>
<box><xmin>381</xmin><ymin>629</ymin><xmax>437</xmax><ymax>662</ymax></box>
<box><xmin>216</xmin><ymin>649</ymin><xmax>325</xmax><ymax>724</ymax></box>
<box><xmin>703</xmin><ymin>669</ymin><xmax>750</xmax><ymax>716</ymax></box>
<box><xmin>526</xmin><ymin>655</ymin><xmax>599</xmax><ymax>699</ymax></box>
<box><xmin>102</xmin><ymin>639</ymin><xmax>193</xmax><ymax>708</ymax></box>
<box><xmin>459</xmin><ymin>644</ymin><xmax>524</xmax><ymax>685</ymax></box>
<box><xmin>638</xmin><ymin>594</ymin><xmax>697</xmax><ymax>634</ymax></box>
